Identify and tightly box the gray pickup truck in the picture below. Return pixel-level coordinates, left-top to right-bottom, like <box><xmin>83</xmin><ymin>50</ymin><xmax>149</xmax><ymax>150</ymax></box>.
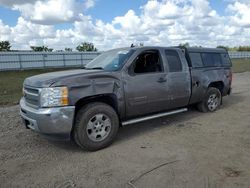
<box><xmin>20</xmin><ymin>46</ymin><xmax>232</xmax><ymax>151</ymax></box>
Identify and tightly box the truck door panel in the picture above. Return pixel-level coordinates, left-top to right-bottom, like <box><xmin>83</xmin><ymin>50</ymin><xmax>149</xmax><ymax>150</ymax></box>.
<box><xmin>123</xmin><ymin>49</ymin><xmax>171</xmax><ymax>117</ymax></box>
<box><xmin>163</xmin><ymin>49</ymin><xmax>191</xmax><ymax>109</ymax></box>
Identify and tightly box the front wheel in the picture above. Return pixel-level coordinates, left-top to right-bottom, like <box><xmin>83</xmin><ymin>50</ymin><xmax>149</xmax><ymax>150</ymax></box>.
<box><xmin>197</xmin><ymin>87</ymin><xmax>222</xmax><ymax>112</ymax></box>
<box><xmin>73</xmin><ymin>102</ymin><xmax>119</xmax><ymax>151</ymax></box>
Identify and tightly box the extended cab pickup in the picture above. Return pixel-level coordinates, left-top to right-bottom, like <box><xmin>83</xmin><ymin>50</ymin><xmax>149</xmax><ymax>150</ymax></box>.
<box><xmin>20</xmin><ymin>46</ymin><xmax>232</xmax><ymax>151</ymax></box>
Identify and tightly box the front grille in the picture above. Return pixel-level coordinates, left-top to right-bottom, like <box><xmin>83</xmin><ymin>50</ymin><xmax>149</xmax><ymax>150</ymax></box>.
<box><xmin>23</xmin><ymin>86</ymin><xmax>40</xmax><ymax>108</ymax></box>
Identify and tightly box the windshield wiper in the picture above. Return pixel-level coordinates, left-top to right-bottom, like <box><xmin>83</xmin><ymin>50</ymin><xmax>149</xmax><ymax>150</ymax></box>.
<box><xmin>81</xmin><ymin>66</ymin><xmax>103</xmax><ymax>70</ymax></box>
<box><xmin>91</xmin><ymin>67</ymin><xmax>103</xmax><ymax>70</ymax></box>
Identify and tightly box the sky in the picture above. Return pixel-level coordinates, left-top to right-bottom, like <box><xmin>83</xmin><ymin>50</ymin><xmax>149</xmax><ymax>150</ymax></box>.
<box><xmin>0</xmin><ymin>0</ymin><xmax>250</xmax><ymax>51</ymax></box>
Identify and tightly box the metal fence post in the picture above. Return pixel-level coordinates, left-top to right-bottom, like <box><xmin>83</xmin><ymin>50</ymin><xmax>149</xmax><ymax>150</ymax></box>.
<box><xmin>18</xmin><ymin>54</ymin><xmax>22</xmax><ymax>70</ymax></box>
<box><xmin>42</xmin><ymin>53</ymin><xmax>46</xmax><ymax>69</ymax></box>
<box><xmin>81</xmin><ymin>53</ymin><xmax>83</xmax><ymax>67</ymax></box>
<box><xmin>63</xmin><ymin>53</ymin><xmax>66</xmax><ymax>68</ymax></box>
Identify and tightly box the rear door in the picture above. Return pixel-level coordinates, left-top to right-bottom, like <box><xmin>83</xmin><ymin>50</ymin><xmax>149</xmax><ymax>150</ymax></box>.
<box><xmin>163</xmin><ymin>49</ymin><xmax>191</xmax><ymax>109</ymax></box>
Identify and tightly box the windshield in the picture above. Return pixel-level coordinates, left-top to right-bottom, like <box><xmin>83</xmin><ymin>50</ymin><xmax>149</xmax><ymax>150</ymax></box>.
<box><xmin>84</xmin><ymin>49</ymin><xmax>135</xmax><ymax>71</ymax></box>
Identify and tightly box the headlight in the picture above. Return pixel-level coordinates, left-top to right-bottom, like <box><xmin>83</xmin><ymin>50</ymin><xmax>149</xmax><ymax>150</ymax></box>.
<box><xmin>40</xmin><ymin>87</ymin><xmax>69</xmax><ymax>107</ymax></box>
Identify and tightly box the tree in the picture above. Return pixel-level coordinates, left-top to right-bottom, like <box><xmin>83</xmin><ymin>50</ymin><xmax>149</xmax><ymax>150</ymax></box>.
<box><xmin>65</xmin><ymin>48</ymin><xmax>73</xmax><ymax>52</ymax></box>
<box><xmin>217</xmin><ymin>45</ymin><xmax>229</xmax><ymax>51</ymax></box>
<box><xmin>238</xmin><ymin>46</ymin><xmax>250</xmax><ymax>51</ymax></box>
<box><xmin>76</xmin><ymin>42</ymin><xmax>97</xmax><ymax>52</ymax></box>
<box><xmin>0</xmin><ymin>41</ymin><xmax>11</xmax><ymax>51</ymax></box>
<box><xmin>30</xmin><ymin>46</ymin><xmax>53</xmax><ymax>52</ymax></box>
<box><xmin>179</xmin><ymin>42</ymin><xmax>190</xmax><ymax>47</ymax></box>
<box><xmin>216</xmin><ymin>45</ymin><xmax>250</xmax><ymax>51</ymax></box>
<box><xmin>130</xmin><ymin>43</ymin><xmax>144</xmax><ymax>47</ymax></box>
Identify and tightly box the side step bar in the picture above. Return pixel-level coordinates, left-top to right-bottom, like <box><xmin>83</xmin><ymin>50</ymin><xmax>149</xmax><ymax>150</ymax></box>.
<box><xmin>122</xmin><ymin>108</ymin><xmax>188</xmax><ymax>126</ymax></box>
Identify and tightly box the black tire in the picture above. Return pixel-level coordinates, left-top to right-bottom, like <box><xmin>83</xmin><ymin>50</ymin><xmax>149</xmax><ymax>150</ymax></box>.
<box><xmin>73</xmin><ymin>102</ymin><xmax>119</xmax><ymax>151</ymax></box>
<box><xmin>197</xmin><ymin>87</ymin><xmax>222</xmax><ymax>113</ymax></box>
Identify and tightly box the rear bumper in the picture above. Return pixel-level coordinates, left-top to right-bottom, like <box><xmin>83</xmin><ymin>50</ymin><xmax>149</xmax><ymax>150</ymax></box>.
<box><xmin>20</xmin><ymin>97</ymin><xmax>75</xmax><ymax>140</ymax></box>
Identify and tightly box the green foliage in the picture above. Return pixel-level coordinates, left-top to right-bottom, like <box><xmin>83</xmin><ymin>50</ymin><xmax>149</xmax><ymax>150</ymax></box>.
<box><xmin>179</xmin><ymin>42</ymin><xmax>190</xmax><ymax>47</ymax></box>
<box><xmin>0</xmin><ymin>41</ymin><xmax>11</xmax><ymax>51</ymax></box>
<box><xmin>30</xmin><ymin>46</ymin><xmax>53</xmax><ymax>52</ymax></box>
<box><xmin>130</xmin><ymin>43</ymin><xmax>144</xmax><ymax>47</ymax></box>
<box><xmin>76</xmin><ymin>42</ymin><xmax>97</xmax><ymax>52</ymax></box>
<box><xmin>216</xmin><ymin>45</ymin><xmax>229</xmax><ymax>51</ymax></box>
<box><xmin>65</xmin><ymin>48</ymin><xmax>73</xmax><ymax>52</ymax></box>
<box><xmin>238</xmin><ymin>46</ymin><xmax>250</xmax><ymax>51</ymax></box>
<box><xmin>217</xmin><ymin>45</ymin><xmax>250</xmax><ymax>51</ymax></box>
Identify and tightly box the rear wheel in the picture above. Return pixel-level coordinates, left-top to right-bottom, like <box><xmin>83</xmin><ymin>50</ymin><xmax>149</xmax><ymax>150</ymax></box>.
<box><xmin>197</xmin><ymin>87</ymin><xmax>222</xmax><ymax>112</ymax></box>
<box><xmin>73</xmin><ymin>102</ymin><xmax>119</xmax><ymax>151</ymax></box>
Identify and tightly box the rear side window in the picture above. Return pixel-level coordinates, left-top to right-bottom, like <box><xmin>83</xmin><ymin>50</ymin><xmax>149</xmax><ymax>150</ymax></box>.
<box><xmin>165</xmin><ymin>50</ymin><xmax>182</xmax><ymax>72</ymax></box>
<box><xmin>189</xmin><ymin>53</ymin><xmax>203</xmax><ymax>68</ymax></box>
<box><xmin>201</xmin><ymin>53</ymin><xmax>222</xmax><ymax>67</ymax></box>
<box><xmin>221</xmin><ymin>53</ymin><xmax>232</xmax><ymax>67</ymax></box>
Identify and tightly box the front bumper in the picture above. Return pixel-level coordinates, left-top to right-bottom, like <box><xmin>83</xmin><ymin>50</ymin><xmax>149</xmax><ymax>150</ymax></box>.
<box><xmin>20</xmin><ymin>97</ymin><xmax>75</xmax><ymax>140</ymax></box>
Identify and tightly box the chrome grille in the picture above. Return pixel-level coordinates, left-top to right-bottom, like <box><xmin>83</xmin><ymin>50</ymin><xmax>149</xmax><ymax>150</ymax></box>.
<box><xmin>23</xmin><ymin>86</ymin><xmax>40</xmax><ymax>108</ymax></box>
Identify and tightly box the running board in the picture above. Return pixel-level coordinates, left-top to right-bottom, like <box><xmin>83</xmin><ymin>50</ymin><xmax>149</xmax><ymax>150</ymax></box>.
<box><xmin>122</xmin><ymin>108</ymin><xmax>188</xmax><ymax>126</ymax></box>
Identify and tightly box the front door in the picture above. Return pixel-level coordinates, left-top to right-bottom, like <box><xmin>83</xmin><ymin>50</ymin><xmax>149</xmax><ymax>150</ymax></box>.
<box><xmin>123</xmin><ymin>49</ymin><xmax>170</xmax><ymax>118</ymax></box>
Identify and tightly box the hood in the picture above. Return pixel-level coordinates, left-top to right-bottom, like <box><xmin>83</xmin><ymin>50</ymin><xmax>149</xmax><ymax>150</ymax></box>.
<box><xmin>24</xmin><ymin>69</ymin><xmax>102</xmax><ymax>87</ymax></box>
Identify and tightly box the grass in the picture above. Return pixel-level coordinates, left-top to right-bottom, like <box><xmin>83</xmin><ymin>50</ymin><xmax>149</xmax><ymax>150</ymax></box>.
<box><xmin>0</xmin><ymin>59</ymin><xmax>250</xmax><ymax>106</ymax></box>
<box><xmin>0</xmin><ymin>68</ymin><xmax>72</xmax><ymax>106</ymax></box>
<box><xmin>232</xmin><ymin>58</ymin><xmax>250</xmax><ymax>73</ymax></box>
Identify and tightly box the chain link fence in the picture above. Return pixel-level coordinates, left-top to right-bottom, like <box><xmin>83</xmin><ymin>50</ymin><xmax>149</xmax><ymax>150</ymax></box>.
<box><xmin>0</xmin><ymin>52</ymin><xmax>100</xmax><ymax>71</ymax></box>
<box><xmin>228</xmin><ymin>51</ymin><xmax>250</xmax><ymax>59</ymax></box>
<box><xmin>0</xmin><ymin>51</ymin><xmax>249</xmax><ymax>71</ymax></box>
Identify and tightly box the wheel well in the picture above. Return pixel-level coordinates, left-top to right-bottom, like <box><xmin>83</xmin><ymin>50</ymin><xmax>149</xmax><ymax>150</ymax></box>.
<box><xmin>208</xmin><ymin>81</ymin><xmax>224</xmax><ymax>94</ymax></box>
<box><xmin>74</xmin><ymin>94</ymin><xmax>119</xmax><ymax>115</ymax></box>
<box><xmin>71</xmin><ymin>94</ymin><xmax>119</xmax><ymax>142</ymax></box>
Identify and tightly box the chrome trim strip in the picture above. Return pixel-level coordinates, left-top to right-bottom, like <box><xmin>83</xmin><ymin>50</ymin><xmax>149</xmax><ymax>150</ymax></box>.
<box><xmin>122</xmin><ymin>108</ymin><xmax>188</xmax><ymax>126</ymax></box>
<box><xmin>24</xmin><ymin>89</ymin><xmax>39</xmax><ymax>97</ymax></box>
<box><xmin>23</xmin><ymin>86</ymin><xmax>41</xmax><ymax>108</ymax></box>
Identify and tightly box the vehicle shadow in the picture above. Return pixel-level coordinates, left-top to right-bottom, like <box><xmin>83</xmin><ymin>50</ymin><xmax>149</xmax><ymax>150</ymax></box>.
<box><xmin>115</xmin><ymin>107</ymin><xmax>201</xmax><ymax>144</ymax></box>
<box><xmin>220</xmin><ymin>93</ymin><xmax>246</xmax><ymax>109</ymax></box>
<box><xmin>115</xmin><ymin>94</ymin><xmax>245</xmax><ymax>145</ymax></box>
<box><xmin>47</xmin><ymin>140</ymin><xmax>83</xmax><ymax>152</ymax></box>
<box><xmin>47</xmin><ymin>108</ymin><xmax>200</xmax><ymax>152</ymax></box>
<box><xmin>47</xmin><ymin>94</ymin><xmax>245</xmax><ymax>151</ymax></box>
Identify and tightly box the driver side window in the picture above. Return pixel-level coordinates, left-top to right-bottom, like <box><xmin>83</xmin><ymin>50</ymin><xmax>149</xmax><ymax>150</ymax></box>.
<box><xmin>133</xmin><ymin>50</ymin><xmax>163</xmax><ymax>74</ymax></box>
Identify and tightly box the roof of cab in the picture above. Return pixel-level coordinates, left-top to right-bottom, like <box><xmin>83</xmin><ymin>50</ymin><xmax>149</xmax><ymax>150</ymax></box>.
<box><xmin>185</xmin><ymin>47</ymin><xmax>227</xmax><ymax>53</ymax></box>
<box><xmin>108</xmin><ymin>46</ymin><xmax>227</xmax><ymax>53</ymax></box>
<box><xmin>129</xmin><ymin>46</ymin><xmax>227</xmax><ymax>53</ymax></box>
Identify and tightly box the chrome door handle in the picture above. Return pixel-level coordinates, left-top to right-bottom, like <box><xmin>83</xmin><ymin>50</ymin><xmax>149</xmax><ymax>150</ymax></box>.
<box><xmin>157</xmin><ymin>77</ymin><xmax>167</xmax><ymax>83</ymax></box>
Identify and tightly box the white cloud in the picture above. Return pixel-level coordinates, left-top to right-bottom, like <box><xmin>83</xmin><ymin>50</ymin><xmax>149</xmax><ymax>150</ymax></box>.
<box><xmin>227</xmin><ymin>1</ymin><xmax>250</xmax><ymax>27</ymax></box>
<box><xmin>0</xmin><ymin>20</ymin><xmax>11</xmax><ymax>41</ymax></box>
<box><xmin>12</xmin><ymin>0</ymin><xmax>84</xmax><ymax>25</ymax></box>
<box><xmin>0</xmin><ymin>0</ymin><xmax>36</xmax><ymax>7</ymax></box>
<box><xmin>1</xmin><ymin>0</ymin><xmax>250</xmax><ymax>50</ymax></box>
<box><xmin>84</xmin><ymin>0</ymin><xmax>95</xmax><ymax>9</ymax></box>
<box><xmin>0</xmin><ymin>17</ymin><xmax>55</xmax><ymax>49</ymax></box>
<box><xmin>112</xmin><ymin>10</ymin><xmax>141</xmax><ymax>35</ymax></box>
<box><xmin>142</xmin><ymin>0</ymin><xmax>191</xmax><ymax>19</ymax></box>
<box><xmin>0</xmin><ymin>0</ymin><xmax>95</xmax><ymax>24</ymax></box>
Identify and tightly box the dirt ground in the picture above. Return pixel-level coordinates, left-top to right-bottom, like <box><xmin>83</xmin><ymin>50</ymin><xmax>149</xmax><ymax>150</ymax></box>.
<box><xmin>1</xmin><ymin>72</ymin><xmax>250</xmax><ymax>188</ymax></box>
